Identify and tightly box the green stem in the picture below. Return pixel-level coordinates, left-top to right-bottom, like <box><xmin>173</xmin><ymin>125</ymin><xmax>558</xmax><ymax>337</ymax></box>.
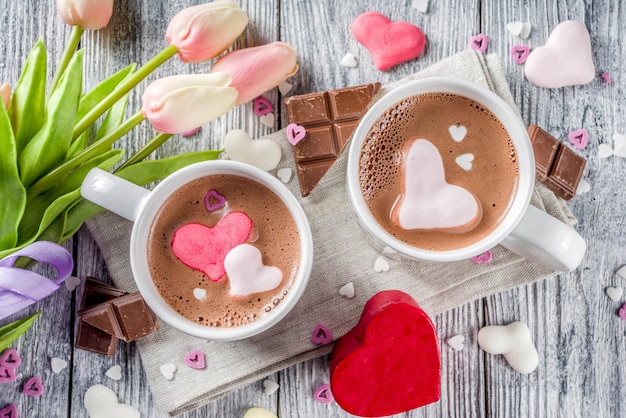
<box><xmin>115</xmin><ymin>132</ymin><xmax>173</xmax><ymax>172</ymax></box>
<box><xmin>48</xmin><ymin>25</ymin><xmax>84</xmax><ymax>100</ymax></box>
<box><xmin>27</xmin><ymin>111</ymin><xmax>145</xmax><ymax>200</ymax></box>
<box><xmin>72</xmin><ymin>44</ymin><xmax>178</xmax><ymax>141</ymax></box>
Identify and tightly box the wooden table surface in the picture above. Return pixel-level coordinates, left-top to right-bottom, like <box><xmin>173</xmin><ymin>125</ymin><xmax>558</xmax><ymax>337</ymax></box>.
<box><xmin>1</xmin><ymin>0</ymin><xmax>624</xmax><ymax>417</ymax></box>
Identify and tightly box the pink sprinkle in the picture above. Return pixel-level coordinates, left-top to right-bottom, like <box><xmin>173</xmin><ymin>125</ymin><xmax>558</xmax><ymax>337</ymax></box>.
<box><xmin>619</xmin><ymin>303</ymin><xmax>626</xmax><ymax>320</ymax></box>
<box><xmin>471</xmin><ymin>250</ymin><xmax>493</xmax><ymax>264</ymax></box>
<box><xmin>181</xmin><ymin>127</ymin><xmax>200</xmax><ymax>137</ymax></box>
<box><xmin>313</xmin><ymin>384</ymin><xmax>334</xmax><ymax>404</ymax></box>
<box><xmin>601</xmin><ymin>72</ymin><xmax>612</xmax><ymax>84</ymax></box>
<box><xmin>253</xmin><ymin>97</ymin><xmax>274</xmax><ymax>117</ymax></box>
<box><xmin>0</xmin><ymin>404</ymin><xmax>18</xmax><ymax>418</ymax></box>
<box><xmin>22</xmin><ymin>376</ymin><xmax>44</xmax><ymax>396</ymax></box>
<box><xmin>311</xmin><ymin>323</ymin><xmax>333</xmax><ymax>345</ymax></box>
<box><xmin>204</xmin><ymin>189</ymin><xmax>226</xmax><ymax>212</ymax></box>
<box><xmin>469</xmin><ymin>33</ymin><xmax>489</xmax><ymax>53</ymax></box>
<box><xmin>286</xmin><ymin>123</ymin><xmax>306</xmax><ymax>145</ymax></box>
<box><xmin>0</xmin><ymin>349</ymin><xmax>22</xmax><ymax>369</ymax></box>
<box><xmin>0</xmin><ymin>366</ymin><xmax>17</xmax><ymax>383</ymax></box>
<box><xmin>183</xmin><ymin>349</ymin><xmax>206</xmax><ymax>370</ymax></box>
<box><xmin>568</xmin><ymin>129</ymin><xmax>589</xmax><ymax>150</ymax></box>
<box><xmin>510</xmin><ymin>45</ymin><xmax>530</xmax><ymax>65</ymax></box>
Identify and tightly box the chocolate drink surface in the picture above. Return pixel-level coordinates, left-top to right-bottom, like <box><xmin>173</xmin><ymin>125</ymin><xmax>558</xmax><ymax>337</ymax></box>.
<box><xmin>358</xmin><ymin>93</ymin><xmax>519</xmax><ymax>251</ymax></box>
<box><xmin>147</xmin><ymin>174</ymin><xmax>301</xmax><ymax>327</ymax></box>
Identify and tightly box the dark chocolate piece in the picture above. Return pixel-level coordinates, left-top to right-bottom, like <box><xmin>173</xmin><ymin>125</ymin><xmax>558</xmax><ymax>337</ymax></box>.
<box><xmin>75</xmin><ymin>319</ymin><xmax>119</xmax><ymax>356</ymax></box>
<box><xmin>79</xmin><ymin>303</ymin><xmax>125</xmax><ymax>340</ymax></box>
<box><xmin>81</xmin><ymin>276</ymin><xmax>127</xmax><ymax>308</ymax></box>
<box><xmin>285</xmin><ymin>82</ymin><xmax>381</xmax><ymax>197</ymax></box>
<box><xmin>527</xmin><ymin>125</ymin><xmax>586</xmax><ymax>200</ymax></box>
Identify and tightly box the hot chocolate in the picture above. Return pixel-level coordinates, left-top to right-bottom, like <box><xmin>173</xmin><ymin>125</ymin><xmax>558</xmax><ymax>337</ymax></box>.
<box><xmin>358</xmin><ymin>92</ymin><xmax>519</xmax><ymax>251</ymax></box>
<box><xmin>147</xmin><ymin>174</ymin><xmax>301</xmax><ymax>327</ymax></box>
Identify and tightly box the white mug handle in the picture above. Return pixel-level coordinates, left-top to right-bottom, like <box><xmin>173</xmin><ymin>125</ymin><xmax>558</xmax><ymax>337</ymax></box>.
<box><xmin>500</xmin><ymin>205</ymin><xmax>586</xmax><ymax>272</ymax></box>
<box><xmin>80</xmin><ymin>168</ymin><xmax>150</xmax><ymax>222</ymax></box>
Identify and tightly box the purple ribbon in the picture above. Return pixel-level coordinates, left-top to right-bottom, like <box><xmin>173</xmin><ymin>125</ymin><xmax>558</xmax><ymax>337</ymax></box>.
<box><xmin>0</xmin><ymin>241</ymin><xmax>74</xmax><ymax>320</ymax></box>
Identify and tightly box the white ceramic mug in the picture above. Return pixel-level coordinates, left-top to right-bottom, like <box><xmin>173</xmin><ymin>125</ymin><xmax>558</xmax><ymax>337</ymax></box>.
<box><xmin>81</xmin><ymin>160</ymin><xmax>314</xmax><ymax>340</ymax></box>
<box><xmin>346</xmin><ymin>77</ymin><xmax>586</xmax><ymax>272</ymax></box>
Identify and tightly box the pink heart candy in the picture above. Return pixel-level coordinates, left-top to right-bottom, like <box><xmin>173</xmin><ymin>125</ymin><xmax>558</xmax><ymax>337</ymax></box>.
<box><xmin>204</xmin><ymin>189</ymin><xmax>226</xmax><ymax>212</ymax></box>
<box><xmin>601</xmin><ymin>72</ymin><xmax>612</xmax><ymax>84</ymax></box>
<box><xmin>184</xmin><ymin>349</ymin><xmax>206</xmax><ymax>370</ymax></box>
<box><xmin>0</xmin><ymin>366</ymin><xmax>17</xmax><ymax>383</ymax></box>
<box><xmin>568</xmin><ymin>129</ymin><xmax>588</xmax><ymax>150</ymax></box>
<box><xmin>311</xmin><ymin>323</ymin><xmax>333</xmax><ymax>345</ymax></box>
<box><xmin>171</xmin><ymin>212</ymin><xmax>254</xmax><ymax>282</ymax></box>
<box><xmin>470</xmin><ymin>33</ymin><xmax>489</xmax><ymax>53</ymax></box>
<box><xmin>253</xmin><ymin>97</ymin><xmax>274</xmax><ymax>117</ymax></box>
<box><xmin>0</xmin><ymin>404</ymin><xmax>17</xmax><ymax>418</ymax></box>
<box><xmin>313</xmin><ymin>384</ymin><xmax>334</xmax><ymax>404</ymax></box>
<box><xmin>510</xmin><ymin>45</ymin><xmax>530</xmax><ymax>65</ymax></box>
<box><xmin>22</xmin><ymin>376</ymin><xmax>44</xmax><ymax>396</ymax></box>
<box><xmin>619</xmin><ymin>303</ymin><xmax>626</xmax><ymax>320</ymax></box>
<box><xmin>286</xmin><ymin>123</ymin><xmax>306</xmax><ymax>145</ymax></box>
<box><xmin>351</xmin><ymin>12</ymin><xmax>426</xmax><ymax>71</ymax></box>
<box><xmin>0</xmin><ymin>349</ymin><xmax>22</xmax><ymax>369</ymax></box>
<box><xmin>471</xmin><ymin>250</ymin><xmax>493</xmax><ymax>264</ymax></box>
<box><xmin>524</xmin><ymin>20</ymin><xmax>595</xmax><ymax>88</ymax></box>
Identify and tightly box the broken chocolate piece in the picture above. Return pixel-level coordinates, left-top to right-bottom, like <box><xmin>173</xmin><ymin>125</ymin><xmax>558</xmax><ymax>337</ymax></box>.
<box><xmin>285</xmin><ymin>82</ymin><xmax>381</xmax><ymax>197</ymax></box>
<box><xmin>75</xmin><ymin>320</ymin><xmax>119</xmax><ymax>356</ymax></box>
<box><xmin>527</xmin><ymin>125</ymin><xmax>586</xmax><ymax>200</ymax></box>
<box><xmin>81</xmin><ymin>276</ymin><xmax>127</xmax><ymax>308</ymax></box>
<box><xmin>79</xmin><ymin>303</ymin><xmax>125</xmax><ymax>340</ymax></box>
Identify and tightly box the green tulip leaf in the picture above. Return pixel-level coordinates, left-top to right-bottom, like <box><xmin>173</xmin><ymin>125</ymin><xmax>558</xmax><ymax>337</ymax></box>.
<box><xmin>0</xmin><ymin>312</ymin><xmax>41</xmax><ymax>353</ymax></box>
<box><xmin>76</xmin><ymin>63</ymin><xmax>135</xmax><ymax>124</ymax></box>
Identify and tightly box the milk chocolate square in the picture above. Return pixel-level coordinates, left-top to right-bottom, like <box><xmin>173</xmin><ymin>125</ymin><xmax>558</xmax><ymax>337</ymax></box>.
<box><xmin>112</xmin><ymin>292</ymin><xmax>159</xmax><ymax>342</ymax></box>
<box><xmin>75</xmin><ymin>320</ymin><xmax>119</xmax><ymax>356</ymax></box>
<box><xmin>79</xmin><ymin>304</ymin><xmax>125</xmax><ymax>340</ymax></box>
<box><xmin>285</xmin><ymin>82</ymin><xmax>381</xmax><ymax>197</ymax></box>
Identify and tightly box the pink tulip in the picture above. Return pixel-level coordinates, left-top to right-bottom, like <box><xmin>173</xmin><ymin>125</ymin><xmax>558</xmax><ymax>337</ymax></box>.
<box><xmin>142</xmin><ymin>72</ymin><xmax>239</xmax><ymax>134</ymax></box>
<box><xmin>211</xmin><ymin>42</ymin><xmax>298</xmax><ymax>105</ymax></box>
<box><xmin>166</xmin><ymin>0</ymin><xmax>249</xmax><ymax>63</ymax></box>
<box><xmin>56</xmin><ymin>0</ymin><xmax>114</xmax><ymax>30</ymax></box>
<box><xmin>0</xmin><ymin>83</ymin><xmax>10</xmax><ymax>109</ymax></box>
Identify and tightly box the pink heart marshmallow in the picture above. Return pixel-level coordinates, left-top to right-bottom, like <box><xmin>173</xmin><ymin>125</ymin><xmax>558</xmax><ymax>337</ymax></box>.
<box><xmin>510</xmin><ymin>45</ymin><xmax>531</xmax><ymax>65</ymax></box>
<box><xmin>22</xmin><ymin>376</ymin><xmax>44</xmax><ymax>396</ymax></box>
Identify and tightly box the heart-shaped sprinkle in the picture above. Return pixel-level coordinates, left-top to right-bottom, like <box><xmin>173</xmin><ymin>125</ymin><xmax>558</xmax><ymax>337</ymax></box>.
<box><xmin>471</xmin><ymin>250</ymin><xmax>493</xmax><ymax>264</ymax></box>
<box><xmin>339</xmin><ymin>282</ymin><xmax>355</xmax><ymax>299</ymax></box>
<box><xmin>469</xmin><ymin>33</ymin><xmax>489</xmax><ymax>53</ymax></box>
<box><xmin>455</xmin><ymin>153</ymin><xmax>474</xmax><ymax>171</ymax></box>
<box><xmin>311</xmin><ymin>323</ymin><xmax>333</xmax><ymax>345</ymax></box>
<box><xmin>313</xmin><ymin>384</ymin><xmax>334</xmax><ymax>404</ymax></box>
<box><xmin>204</xmin><ymin>189</ymin><xmax>226</xmax><ymax>212</ymax></box>
<box><xmin>22</xmin><ymin>376</ymin><xmax>44</xmax><ymax>396</ymax></box>
<box><xmin>619</xmin><ymin>303</ymin><xmax>626</xmax><ymax>320</ymax></box>
<box><xmin>184</xmin><ymin>349</ymin><xmax>206</xmax><ymax>370</ymax></box>
<box><xmin>598</xmin><ymin>144</ymin><xmax>614</xmax><ymax>159</ymax></box>
<box><xmin>244</xmin><ymin>408</ymin><xmax>278</xmax><ymax>418</ymax></box>
<box><xmin>510</xmin><ymin>45</ymin><xmax>531</xmax><ymax>65</ymax></box>
<box><xmin>262</xmin><ymin>379</ymin><xmax>280</xmax><ymax>395</ymax></box>
<box><xmin>507</xmin><ymin>21</ymin><xmax>532</xmax><ymax>38</ymax></box>
<box><xmin>340</xmin><ymin>53</ymin><xmax>358</xmax><ymax>68</ymax></box>
<box><xmin>105</xmin><ymin>365</ymin><xmax>122</xmax><ymax>381</ymax></box>
<box><xmin>259</xmin><ymin>113</ymin><xmax>275</xmax><ymax>128</ymax></box>
<box><xmin>276</xmin><ymin>167</ymin><xmax>292</xmax><ymax>183</ymax></box>
<box><xmin>524</xmin><ymin>20</ymin><xmax>595</xmax><ymax>88</ymax></box>
<box><xmin>193</xmin><ymin>288</ymin><xmax>207</xmax><ymax>300</ymax></box>
<box><xmin>448</xmin><ymin>125</ymin><xmax>467</xmax><ymax>142</ymax></box>
<box><xmin>391</xmin><ymin>139</ymin><xmax>482</xmax><ymax>232</ymax></box>
<box><xmin>51</xmin><ymin>357</ymin><xmax>67</xmax><ymax>374</ymax></box>
<box><xmin>181</xmin><ymin>127</ymin><xmax>201</xmax><ymax>137</ymax></box>
<box><xmin>617</xmin><ymin>265</ymin><xmax>626</xmax><ymax>280</ymax></box>
<box><xmin>373</xmin><ymin>256</ymin><xmax>390</xmax><ymax>273</ymax></box>
<box><xmin>0</xmin><ymin>366</ymin><xmax>17</xmax><ymax>383</ymax></box>
<box><xmin>84</xmin><ymin>384</ymin><xmax>140</xmax><ymax>418</ymax></box>
<box><xmin>160</xmin><ymin>364</ymin><xmax>176</xmax><ymax>380</ymax></box>
<box><xmin>412</xmin><ymin>0</ymin><xmax>429</xmax><ymax>13</ymax></box>
<box><xmin>64</xmin><ymin>275</ymin><xmax>81</xmax><ymax>291</ymax></box>
<box><xmin>172</xmin><ymin>212</ymin><xmax>254</xmax><ymax>282</ymax></box>
<box><xmin>0</xmin><ymin>404</ymin><xmax>17</xmax><ymax>418</ymax></box>
<box><xmin>478</xmin><ymin>322</ymin><xmax>538</xmax><ymax>374</ymax></box>
<box><xmin>613</xmin><ymin>132</ymin><xmax>626</xmax><ymax>158</ymax></box>
<box><xmin>351</xmin><ymin>12</ymin><xmax>426</xmax><ymax>71</ymax></box>
<box><xmin>224</xmin><ymin>129</ymin><xmax>282</xmax><ymax>172</ymax></box>
<box><xmin>0</xmin><ymin>349</ymin><xmax>22</xmax><ymax>368</ymax></box>
<box><xmin>253</xmin><ymin>97</ymin><xmax>274</xmax><ymax>117</ymax></box>
<box><xmin>606</xmin><ymin>287</ymin><xmax>624</xmax><ymax>302</ymax></box>
<box><xmin>225</xmin><ymin>244</ymin><xmax>283</xmax><ymax>297</ymax></box>
<box><xmin>447</xmin><ymin>335</ymin><xmax>465</xmax><ymax>351</ymax></box>
<box><xmin>576</xmin><ymin>178</ymin><xmax>590</xmax><ymax>195</ymax></box>
<box><xmin>286</xmin><ymin>123</ymin><xmax>306</xmax><ymax>145</ymax></box>
<box><xmin>278</xmin><ymin>81</ymin><xmax>293</xmax><ymax>95</ymax></box>
<box><xmin>601</xmin><ymin>71</ymin><xmax>612</xmax><ymax>84</ymax></box>
<box><xmin>383</xmin><ymin>246</ymin><xmax>396</xmax><ymax>255</ymax></box>
<box><xmin>568</xmin><ymin>129</ymin><xmax>588</xmax><ymax>150</ymax></box>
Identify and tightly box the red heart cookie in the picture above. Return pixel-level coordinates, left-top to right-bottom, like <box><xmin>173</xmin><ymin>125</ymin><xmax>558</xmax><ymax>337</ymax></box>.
<box><xmin>330</xmin><ymin>290</ymin><xmax>440</xmax><ymax>417</ymax></box>
<box><xmin>351</xmin><ymin>12</ymin><xmax>426</xmax><ymax>71</ymax></box>
<box><xmin>171</xmin><ymin>211</ymin><xmax>253</xmax><ymax>281</ymax></box>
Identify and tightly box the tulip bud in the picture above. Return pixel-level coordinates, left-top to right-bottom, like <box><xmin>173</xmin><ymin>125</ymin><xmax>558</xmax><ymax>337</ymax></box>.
<box><xmin>56</xmin><ymin>0</ymin><xmax>114</xmax><ymax>30</ymax></box>
<box><xmin>166</xmin><ymin>0</ymin><xmax>249</xmax><ymax>63</ymax></box>
<box><xmin>0</xmin><ymin>83</ymin><xmax>10</xmax><ymax>109</ymax></box>
<box><xmin>211</xmin><ymin>42</ymin><xmax>298</xmax><ymax>105</ymax></box>
<box><xmin>142</xmin><ymin>72</ymin><xmax>238</xmax><ymax>134</ymax></box>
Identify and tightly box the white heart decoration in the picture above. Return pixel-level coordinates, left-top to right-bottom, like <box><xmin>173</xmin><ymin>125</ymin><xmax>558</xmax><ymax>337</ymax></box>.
<box><xmin>51</xmin><ymin>357</ymin><xmax>68</xmax><ymax>374</ymax></box>
<box><xmin>448</xmin><ymin>125</ymin><xmax>467</xmax><ymax>142</ymax></box>
<box><xmin>339</xmin><ymin>282</ymin><xmax>355</xmax><ymax>299</ymax></box>
<box><xmin>598</xmin><ymin>143</ymin><xmax>614</xmax><ymax>159</ymax></box>
<box><xmin>193</xmin><ymin>288</ymin><xmax>207</xmax><ymax>300</ymax></box>
<box><xmin>224</xmin><ymin>129</ymin><xmax>282</xmax><ymax>171</ymax></box>
<box><xmin>262</xmin><ymin>379</ymin><xmax>280</xmax><ymax>395</ymax></box>
<box><xmin>478</xmin><ymin>321</ymin><xmax>538</xmax><ymax>374</ymax></box>
<box><xmin>617</xmin><ymin>265</ymin><xmax>626</xmax><ymax>280</ymax></box>
<box><xmin>524</xmin><ymin>20</ymin><xmax>595</xmax><ymax>88</ymax></box>
<box><xmin>278</xmin><ymin>81</ymin><xmax>293</xmax><ymax>95</ymax></box>
<box><xmin>64</xmin><ymin>275</ymin><xmax>81</xmax><ymax>291</ymax></box>
<box><xmin>613</xmin><ymin>133</ymin><xmax>626</xmax><ymax>158</ymax></box>
<box><xmin>447</xmin><ymin>335</ymin><xmax>465</xmax><ymax>351</ymax></box>
<box><xmin>373</xmin><ymin>256</ymin><xmax>390</xmax><ymax>273</ymax></box>
<box><xmin>225</xmin><ymin>244</ymin><xmax>283</xmax><ymax>297</ymax></box>
<box><xmin>507</xmin><ymin>21</ymin><xmax>531</xmax><ymax>38</ymax></box>
<box><xmin>412</xmin><ymin>0</ymin><xmax>429</xmax><ymax>13</ymax></box>
<box><xmin>159</xmin><ymin>364</ymin><xmax>176</xmax><ymax>380</ymax></box>
<box><xmin>259</xmin><ymin>113</ymin><xmax>275</xmax><ymax>128</ymax></box>
<box><xmin>391</xmin><ymin>139</ymin><xmax>482</xmax><ymax>232</ymax></box>
<box><xmin>340</xmin><ymin>53</ymin><xmax>358</xmax><ymax>68</ymax></box>
<box><xmin>105</xmin><ymin>365</ymin><xmax>122</xmax><ymax>381</ymax></box>
<box><xmin>455</xmin><ymin>153</ymin><xmax>474</xmax><ymax>171</ymax></box>
<box><xmin>276</xmin><ymin>167</ymin><xmax>293</xmax><ymax>183</ymax></box>
<box><xmin>84</xmin><ymin>384</ymin><xmax>140</xmax><ymax>418</ymax></box>
<box><xmin>575</xmin><ymin>178</ymin><xmax>590</xmax><ymax>195</ymax></box>
<box><xmin>606</xmin><ymin>286</ymin><xmax>623</xmax><ymax>302</ymax></box>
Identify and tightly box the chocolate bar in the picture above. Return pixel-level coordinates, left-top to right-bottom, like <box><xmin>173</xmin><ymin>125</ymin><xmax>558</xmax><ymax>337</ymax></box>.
<box><xmin>285</xmin><ymin>82</ymin><xmax>381</xmax><ymax>197</ymax></box>
<box><xmin>527</xmin><ymin>125</ymin><xmax>586</xmax><ymax>200</ymax></box>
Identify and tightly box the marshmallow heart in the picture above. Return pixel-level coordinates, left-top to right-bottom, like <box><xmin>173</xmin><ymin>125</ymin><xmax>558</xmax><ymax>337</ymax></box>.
<box><xmin>373</xmin><ymin>256</ymin><xmax>390</xmax><ymax>273</ymax></box>
<box><xmin>339</xmin><ymin>282</ymin><xmax>355</xmax><ymax>299</ymax></box>
<box><xmin>105</xmin><ymin>365</ymin><xmax>122</xmax><ymax>381</ymax></box>
<box><xmin>278</xmin><ymin>81</ymin><xmax>293</xmax><ymax>95</ymax></box>
<box><xmin>276</xmin><ymin>167</ymin><xmax>293</xmax><ymax>183</ymax></box>
<box><xmin>262</xmin><ymin>379</ymin><xmax>280</xmax><ymax>395</ymax></box>
<box><xmin>224</xmin><ymin>129</ymin><xmax>281</xmax><ymax>171</ymax></box>
<box><xmin>351</xmin><ymin>12</ymin><xmax>426</xmax><ymax>71</ymax></box>
<box><xmin>171</xmin><ymin>212</ymin><xmax>254</xmax><ymax>282</ymax></box>
<box><xmin>412</xmin><ymin>0</ymin><xmax>429</xmax><ymax>13</ymax></box>
<box><xmin>524</xmin><ymin>20</ymin><xmax>595</xmax><ymax>88</ymax></box>
<box><xmin>606</xmin><ymin>286</ymin><xmax>623</xmax><ymax>302</ymax></box>
<box><xmin>193</xmin><ymin>288</ymin><xmax>207</xmax><ymax>300</ymax></box>
<box><xmin>598</xmin><ymin>143</ymin><xmax>614</xmax><ymax>159</ymax></box>
<box><xmin>64</xmin><ymin>275</ymin><xmax>81</xmax><ymax>291</ymax></box>
<box><xmin>159</xmin><ymin>364</ymin><xmax>176</xmax><ymax>380</ymax></box>
<box><xmin>507</xmin><ymin>21</ymin><xmax>532</xmax><ymax>39</ymax></box>
<box><xmin>391</xmin><ymin>139</ymin><xmax>482</xmax><ymax>232</ymax></box>
<box><xmin>51</xmin><ymin>357</ymin><xmax>68</xmax><ymax>374</ymax></box>
<box><xmin>259</xmin><ymin>113</ymin><xmax>275</xmax><ymax>128</ymax></box>
<box><xmin>448</xmin><ymin>125</ymin><xmax>467</xmax><ymax>142</ymax></box>
<box><xmin>478</xmin><ymin>321</ymin><xmax>538</xmax><ymax>374</ymax></box>
<box><xmin>455</xmin><ymin>153</ymin><xmax>474</xmax><ymax>171</ymax></box>
<box><xmin>340</xmin><ymin>53</ymin><xmax>358</xmax><ymax>68</ymax></box>
<box><xmin>225</xmin><ymin>244</ymin><xmax>283</xmax><ymax>297</ymax></box>
<box><xmin>84</xmin><ymin>384</ymin><xmax>140</xmax><ymax>418</ymax></box>
<box><xmin>447</xmin><ymin>335</ymin><xmax>465</xmax><ymax>351</ymax></box>
<box><xmin>575</xmin><ymin>178</ymin><xmax>590</xmax><ymax>195</ymax></box>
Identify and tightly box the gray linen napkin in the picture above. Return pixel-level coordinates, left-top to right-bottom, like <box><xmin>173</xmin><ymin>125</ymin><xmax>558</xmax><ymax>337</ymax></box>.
<box><xmin>85</xmin><ymin>50</ymin><xmax>577</xmax><ymax>415</ymax></box>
